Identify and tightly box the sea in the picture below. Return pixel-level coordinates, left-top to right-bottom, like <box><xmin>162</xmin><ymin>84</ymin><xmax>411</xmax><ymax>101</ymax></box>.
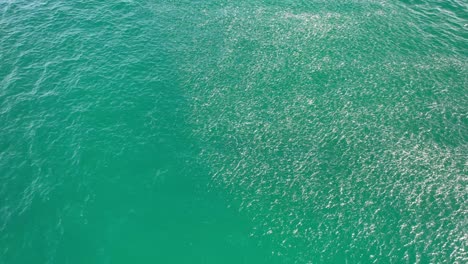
<box><xmin>0</xmin><ymin>0</ymin><xmax>467</xmax><ymax>263</ymax></box>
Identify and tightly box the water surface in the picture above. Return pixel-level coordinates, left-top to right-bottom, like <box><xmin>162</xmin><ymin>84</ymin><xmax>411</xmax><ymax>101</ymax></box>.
<box><xmin>1</xmin><ymin>0</ymin><xmax>467</xmax><ymax>263</ymax></box>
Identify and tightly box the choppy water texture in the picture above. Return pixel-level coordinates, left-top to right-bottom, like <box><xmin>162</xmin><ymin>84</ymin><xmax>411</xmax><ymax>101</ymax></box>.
<box><xmin>1</xmin><ymin>0</ymin><xmax>467</xmax><ymax>263</ymax></box>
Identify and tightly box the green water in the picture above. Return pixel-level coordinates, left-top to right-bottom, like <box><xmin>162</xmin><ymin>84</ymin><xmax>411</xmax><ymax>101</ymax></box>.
<box><xmin>1</xmin><ymin>0</ymin><xmax>467</xmax><ymax>263</ymax></box>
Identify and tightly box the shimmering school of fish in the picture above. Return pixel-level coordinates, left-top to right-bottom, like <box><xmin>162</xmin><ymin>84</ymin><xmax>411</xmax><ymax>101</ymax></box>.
<box><xmin>1</xmin><ymin>0</ymin><xmax>467</xmax><ymax>263</ymax></box>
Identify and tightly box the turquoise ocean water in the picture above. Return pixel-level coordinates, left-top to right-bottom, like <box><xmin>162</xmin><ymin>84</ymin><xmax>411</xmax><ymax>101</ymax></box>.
<box><xmin>1</xmin><ymin>0</ymin><xmax>467</xmax><ymax>263</ymax></box>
